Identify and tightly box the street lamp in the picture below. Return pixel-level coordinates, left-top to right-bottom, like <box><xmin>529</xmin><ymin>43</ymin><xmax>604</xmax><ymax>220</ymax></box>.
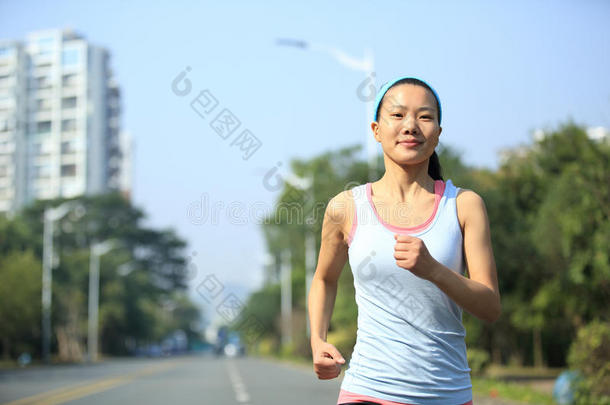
<box><xmin>283</xmin><ymin>172</ymin><xmax>315</xmax><ymax>337</ymax></box>
<box><xmin>117</xmin><ymin>261</ymin><xmax>136</xmax><ymax>277</ymax></box>
<box><xmin>41</xmin><ymin>201</ymin><xmax>85</xmax><ymax>364</ymax></box>
<box><xmin>87</xmin><ymin>239</ymin><xmax>120</xmax><ymax>362</ymax></box>
<box><xmin>280</xmin><ymin>249</ymin><xmax>292</xmax><ymax>347</ymax></box>
<box><xmin>276</xmin><ymin>38</ymin><xmax>378</xmax><ymax>181</ymax></box>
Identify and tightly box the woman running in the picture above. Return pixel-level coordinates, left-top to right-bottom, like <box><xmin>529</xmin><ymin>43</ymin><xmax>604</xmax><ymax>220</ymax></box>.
<box><xmin>308</xmin><ymin>76</ymin><xmax>501</xmax><ymax>405</ymax></box>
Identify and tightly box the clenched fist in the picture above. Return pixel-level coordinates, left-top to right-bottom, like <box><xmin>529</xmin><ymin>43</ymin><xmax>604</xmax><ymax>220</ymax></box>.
<box><xmin>312</xmin><ymin>340</ymin><xmax>346</xmax><ymax>380</ymax></box>
<box><xmin>393</xmin><ymin>234</ymin><xmax>440</xmax><ymax>282</ymax></box>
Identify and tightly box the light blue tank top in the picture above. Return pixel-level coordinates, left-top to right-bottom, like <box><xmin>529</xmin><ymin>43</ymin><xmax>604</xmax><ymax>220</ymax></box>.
<box><xmin>341</xmin><ymin>179</ymin><xmax>473</xmax><ymax>405</ymax></box>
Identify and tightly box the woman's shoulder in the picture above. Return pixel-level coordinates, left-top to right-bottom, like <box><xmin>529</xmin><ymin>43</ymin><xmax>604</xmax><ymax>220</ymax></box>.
<box><xmin>454</xmin><ymin>184</ymin><xmax>487</xmax><ymax>232</ymax></box>
<box><xmin>325</xmin><ymin>187</ymin><xmax>358</xmax><ymax>245</ymax></box>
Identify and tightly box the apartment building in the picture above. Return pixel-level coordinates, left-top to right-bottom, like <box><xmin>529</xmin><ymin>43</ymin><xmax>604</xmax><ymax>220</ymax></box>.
<box><xmin>0</xmin><ymin>28</ymin><xmax>131</xmax><ymax>215</ymax></box>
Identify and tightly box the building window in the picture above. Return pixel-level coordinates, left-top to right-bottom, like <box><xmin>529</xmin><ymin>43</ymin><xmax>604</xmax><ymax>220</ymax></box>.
<box><xmin>62</xmin><ymin>96</ymin><xmax>77</xmax><ymax>109</ymax></box>
<box><xmin>62</xmin><ymin>48</ymin><xmax>80</xmax><ymax>67</ymax></box>
<box><xmin>0</xmin><ymin>75</ymin><xmax>10</xmax><ymax>88</ymax></box>
<box><xmin>34</xmin><ymin>76</ymin><xmax>51</xmax><ymax>89</ymax></box>
<box><xmin>37</xmin><ymin>37</ymin><xmax>55</xmax><ymax>56</ymax></box>
<box><xmin>0</xmin><ymin>140</ymin><xmax>12</xmax><ymax>153</ymax></box>
<box><xmin>61</xmin><ymin>164</ymin><xmax>76</xmax><ymax>177</ymax></box>
<box><xmin>63</xmin><ymin>73</ymin><xmax>79</xmax><ymax>86</ymax></box>
<box><xmin>61</xmin><ymin>140</ymin><xmax>75</xmax><ymax>154</ymax></box>
<box><xmin>37</xmin><ymin>99</ymin><xmax>52</xmax><ymax>111</ymax></box>
<box><xmin>62</xmin><ymin>119</ymin><xmax>76</xmax><ymax>131</ymax></box>
<box><xmin>0</xmin><ymin>47</ymin><xmax>14</xmax><ymax>58</ymax></box>
<box><xmin>34</xmin><ymin>164</ymin><xmax>52</xmax><ymax>178</ymax></box>
<box><xmin>37</xmin><ymin>121</ymin><xmax>52</xmax><ymax>133</ymax></box>
<box><xmin>32</xmin><ymin>142</ymin><xmax>51</xmax><ymax>156</ymax></box>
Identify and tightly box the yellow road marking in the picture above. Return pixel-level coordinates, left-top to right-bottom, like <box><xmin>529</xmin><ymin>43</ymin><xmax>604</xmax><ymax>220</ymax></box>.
<box><xmin>2</xmin><ymin>360</ymin><xmax>183</xmax><ymax>405</ymax></box>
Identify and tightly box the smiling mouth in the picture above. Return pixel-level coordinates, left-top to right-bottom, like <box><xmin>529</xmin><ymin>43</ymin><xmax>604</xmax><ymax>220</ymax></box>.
<box><xmin>397</xmin><ymin>141</ymin><xmax>422</xmax><ymax>147</ymax></box>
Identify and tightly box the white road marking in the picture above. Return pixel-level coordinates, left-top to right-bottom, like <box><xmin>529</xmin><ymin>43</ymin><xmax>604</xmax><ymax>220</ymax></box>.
<box><xmin>226</xmin><ymin>359</ymin><xmax>251</xmax><ymax>404</ymax></box>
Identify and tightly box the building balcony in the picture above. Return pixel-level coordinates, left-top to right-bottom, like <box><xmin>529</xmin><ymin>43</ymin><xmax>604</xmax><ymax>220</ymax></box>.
<box><xmin>32</xmin><ymin>54</ymin><xmax>54</xmax><ymax>67</ymax></box>
<box><xmin>61</xmin><ymin>86</ymin><xmax>82</xmax><ymax>98</ymax></box>
<box><xmin>0</xmin><ymin>142</ymin><xmax>15</xmax><ymax>154</ymax></box>
<box><xmin>31</xmin><ymin>88</ymin><xmax>54</xmax><ymax>99</ymax></box>
<box><xmin>0</xmin><ymin>98</ymin><xmax>15</xmax><ymax>109</ymax></box>
<box><xmin>0</xmin><ymin>65</ymin><xmax>15</xmax><ymax>76</ymax></box>
<box><xmin>33</xmin><ymin>110</ymin><xmax>53</xmax><ymax>122</ymax></box>
<box><xmin>0</xmin><ymin>176</ymin><xmax>12</xmax><ymax>187</ymax></box>
<box><xmin>60</xmin><ymin>108</ymin><xmax>79</xmax><ymax>120</ymax></box>
<box><xmin>60</xmin><ymin>181</ymin><xmax>84</xmax><ymax>198</ymax></box>
<box><xmin>32</xmin><ymin>66</ymin><xmax>53</xmax><ymax>78</ymax></box>
<box><xmin>0</xmin><ymin>76</ymin><xmax>17</xmax><ymax>89</ymax></box>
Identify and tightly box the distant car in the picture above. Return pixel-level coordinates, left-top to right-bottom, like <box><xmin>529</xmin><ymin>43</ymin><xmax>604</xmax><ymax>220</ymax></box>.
<box><xmin>213</xmin><ymin>343</ymin><xmax>225</xmax><ymax>357</ymax></box>
<box><xmin>18</xmin><ymin>352</ymin><xmax>31</xmax><ymax>367</ymax></box>
<box><xmin>213</xmin><ymin>326</ymin><xmax>229</xmax><ymax>357</ymax></box>
<box><xmin>147</xmin><ymin>344</ymin><xmax>163</xmax><ymax>357</ymax></box>
<box><xmin>135</xmin><ymin>344</ymin><xmax>163</xmax><ymax>358</ymax></box>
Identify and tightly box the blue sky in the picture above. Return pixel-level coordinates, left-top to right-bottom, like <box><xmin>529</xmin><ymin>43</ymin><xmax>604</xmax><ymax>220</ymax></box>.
<box><xmin>2</xmin><ymin>0</ymin><xmax>609</xmax><ymax>319</ymax></box>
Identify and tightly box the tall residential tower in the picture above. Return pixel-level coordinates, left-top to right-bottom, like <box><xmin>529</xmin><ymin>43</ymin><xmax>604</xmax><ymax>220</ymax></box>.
<box><xmin>0</xmin><ymin>28</ymin><xmax>131</xmax><ymax>215</ymax></box>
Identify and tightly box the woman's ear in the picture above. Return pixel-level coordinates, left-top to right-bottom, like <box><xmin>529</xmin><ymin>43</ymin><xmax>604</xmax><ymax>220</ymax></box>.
<box><xmin>371</xmin><ymin>121</ymin><xmax>381</xmax><ymax>142</ymax></box>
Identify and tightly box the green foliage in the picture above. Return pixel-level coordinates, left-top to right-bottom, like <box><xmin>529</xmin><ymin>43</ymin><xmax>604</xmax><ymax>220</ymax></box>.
<box><xmin>0</xmin><ymin>250</ymin><xmax>41</xmax><ymax>358</ymax></box>
<box><xmin>331</xmin><ymin>264</ymin><xmax>357</xmax><ymax>329</ymax></box>
<box><xmin>0</xmin><ymin>215</ymin><xmax>34</xmax><ymax>255</ymax></box>
<box><xmin>530</xmin><ymin>130</ymin><xmax>610</xmax><ymax>324</ymax></box>
<box><xmin>0</xmin><ymin>193</ymin><xmax>202</xmax><ymax>361</ymax></box>
<box><xmin>467</xmin><ymin>348</ymin><xmax>491</xmax><ymax>376</ymax></box>
<box><xmin>492</xmin><ymin>121</ymin><xmax>610</xmax><ymax>366</ymax></box>
<box><xmin>567</xmin><ymin>320</ymin><xmax>610</xmax><ymax>404</ymax></box>
<box><xmin>243</xmin><ymin>283</ymin><xmax>281</xmax><ymax>338</ymax></box>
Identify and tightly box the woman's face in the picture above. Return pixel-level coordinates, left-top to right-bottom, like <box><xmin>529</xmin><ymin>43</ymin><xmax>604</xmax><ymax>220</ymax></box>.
<box><xmin>372</xmin><ymin>84</ymin><xmax>442</xmax><ymax>166</ymax></box>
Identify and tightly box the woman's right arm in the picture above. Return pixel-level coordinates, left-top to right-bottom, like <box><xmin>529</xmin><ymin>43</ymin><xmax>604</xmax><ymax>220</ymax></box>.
<box><xmin>308</xmin><ymin>191</ymin><xmax>352</xmax><ymax>379</ymax></box>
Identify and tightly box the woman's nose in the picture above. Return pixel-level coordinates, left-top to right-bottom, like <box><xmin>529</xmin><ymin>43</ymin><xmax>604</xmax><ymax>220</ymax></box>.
<box><xmin>401</xmin><ymin>116</ymin><xmax>417</xmax><ymax>133</ymax></box>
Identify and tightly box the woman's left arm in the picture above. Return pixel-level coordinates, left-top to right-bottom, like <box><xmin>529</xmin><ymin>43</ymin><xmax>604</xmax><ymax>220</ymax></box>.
<box><xmin>394</xmin><ymin>190</ymin><xmax>501</xmax><ymax>323</ymax></box>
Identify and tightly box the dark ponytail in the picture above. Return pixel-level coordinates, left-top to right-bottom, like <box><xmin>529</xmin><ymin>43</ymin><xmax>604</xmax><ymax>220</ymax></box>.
<box><xmin>428</xmin><ymin>150</ymin><xmax>443</xmax><ymax>181</ymax></box>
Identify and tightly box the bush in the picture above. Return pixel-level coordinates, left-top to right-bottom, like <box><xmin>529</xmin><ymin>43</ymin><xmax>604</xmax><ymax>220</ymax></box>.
<box><xmin>252</xmin><ymin>336</ymin><xmax>278</xmax><ymax>356</ymax></box>
<box><xmin>467</xmin><ymin>348</ymin><xmax>491</xmax><ymax>376</ymax></box>
<box><xmin>567</xmin><ymin>319</ymin><xmax>610</xmax><ymax>404</ymax></box>
<box><xmin>280</xmin><ymin>342</ymin><xmax>296</xmax><ymax>358</ymax></box>
<box><xmin>326</xmin><ymin>324</ymin><xmax>357</xmax><ymax>362</ymax></box>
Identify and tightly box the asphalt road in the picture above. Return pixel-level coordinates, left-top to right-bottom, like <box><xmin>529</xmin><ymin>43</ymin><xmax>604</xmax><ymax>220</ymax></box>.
<box><xmin>0</xmin><ymin>354</ymin><xmax>521</xmax><ymax>405</ymax></box>
<box><xmin>0</xmin><ymin>354</ymin><xmax>342</xmax><ymax>405</ymax></box>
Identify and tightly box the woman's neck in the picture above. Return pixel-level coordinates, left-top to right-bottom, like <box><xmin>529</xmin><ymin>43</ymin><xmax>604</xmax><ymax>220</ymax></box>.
<box><xmin>375</xmin><ymin>159</ymin><xmax>435</xmax><ymax>203</ymax></box>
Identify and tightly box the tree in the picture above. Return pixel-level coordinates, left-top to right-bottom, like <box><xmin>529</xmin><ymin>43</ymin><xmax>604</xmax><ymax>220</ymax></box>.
<box><xmin>496</xmin><ymin>121</ymin><xmax>610</xmax><ymax>366</ymax></box>
<box><xmin>0</xmin><ymin>192</ymin><xmax>202</xmax><ymax>360</ymax></box>
<box><xmin>0</xmin><ymin>250</ymin><xmax>41</xmax><ymax>359</ymax></box>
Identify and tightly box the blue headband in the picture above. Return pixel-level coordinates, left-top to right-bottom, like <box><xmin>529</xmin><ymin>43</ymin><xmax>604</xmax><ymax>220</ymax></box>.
<box><xmin>373</xmin><ymin>76</ymin><xmax>442</xmax><ymax>125</ymax></box>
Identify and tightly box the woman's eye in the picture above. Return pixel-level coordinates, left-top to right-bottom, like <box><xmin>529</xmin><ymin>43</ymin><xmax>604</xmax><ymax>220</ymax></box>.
<box><xmin>391</xmin><ymin>113</ymin><xmax>402</xmax><ymax>117</ymax></box>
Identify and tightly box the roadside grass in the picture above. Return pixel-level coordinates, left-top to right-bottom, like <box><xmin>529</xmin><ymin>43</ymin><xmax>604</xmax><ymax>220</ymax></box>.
<box><xmin>472</xmin><ymin>376</ymin><xmax>556</xmax><ymax>404</ymax></box>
